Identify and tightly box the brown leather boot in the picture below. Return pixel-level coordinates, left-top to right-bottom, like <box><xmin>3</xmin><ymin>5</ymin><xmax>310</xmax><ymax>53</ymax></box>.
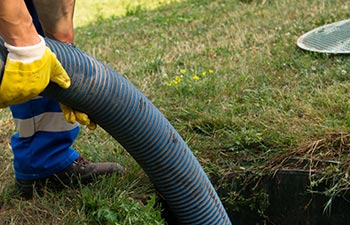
<box><xmin>16</xmin><ymin>156</ymin><xmax>125</xmax><ymax>199</ymax></box>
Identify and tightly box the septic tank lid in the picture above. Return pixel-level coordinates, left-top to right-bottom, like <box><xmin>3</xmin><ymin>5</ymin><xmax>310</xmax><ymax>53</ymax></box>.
<box><xmin>297</xmin><ymin>19</ymin><xmax>350</xmax><ymax>54</ymax></box>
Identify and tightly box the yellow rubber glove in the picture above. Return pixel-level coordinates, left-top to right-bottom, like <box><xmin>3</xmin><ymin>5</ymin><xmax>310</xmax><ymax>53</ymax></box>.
<box><xmin>60</xmin><ymin>104</ymin><xmax>97</xmax><ymax>130</ymax></box>
<box><xmin>0</xmin><ymin>36</ymin><xmax>70</xmax><ymax>108</ymax></box>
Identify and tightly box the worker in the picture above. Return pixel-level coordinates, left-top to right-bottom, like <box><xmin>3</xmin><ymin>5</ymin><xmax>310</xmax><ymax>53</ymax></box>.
<box><xmin>0</xmin><ymin>0</ymin><xmax>125</xmax><ymax>199</ymax></box>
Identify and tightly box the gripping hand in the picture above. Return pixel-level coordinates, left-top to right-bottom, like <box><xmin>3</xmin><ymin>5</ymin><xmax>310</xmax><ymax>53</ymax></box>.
<box><xmin>0</xmin><ymin>36</ymin><xmax>70</xmax><ymax>108</ymax></box>
<box><xmin>60</xmin><ymin>104</ymin><xmax>97</xmax><ymax>130</ymax></box>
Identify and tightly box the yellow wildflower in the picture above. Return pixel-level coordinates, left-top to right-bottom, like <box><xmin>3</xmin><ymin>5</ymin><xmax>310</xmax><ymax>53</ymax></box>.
<box><xmin>202</xmin><ymin>71</ymin><xmax>207</xmax><ymax>76</ymax></box>
<box><xmin>208</xmin><ymin>69</ymin><xmax>214</xmax><ymax>74</ymax></box>
<box><xmin>167</xmin><ymin>77</ymin><xmax>180</xmax><ymax>86</ymax></box>
<box><xmin>175</xmin><ymin>76</ymin><xmax>182</xmax><ymax>83</ymax></box>
<box><xmin>192</xmin><ymin>74</ymin><xmax>200</xmax><ymax>81</ymax></box>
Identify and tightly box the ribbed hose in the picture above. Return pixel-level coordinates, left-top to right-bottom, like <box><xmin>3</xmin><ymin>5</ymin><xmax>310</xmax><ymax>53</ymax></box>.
<box><xmin>0</xmin><ymin>39</ymin><xmax>232</xmax><ymax>225</ymax></box>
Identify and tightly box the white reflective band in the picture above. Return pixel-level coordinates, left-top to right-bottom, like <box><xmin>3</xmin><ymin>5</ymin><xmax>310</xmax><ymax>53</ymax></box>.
<box><xmin>14</xmin><ymin>112</ymin><xmax>79</xmax><ymax>138</ymax></box>
<box><xmin>32</xmin><ymin>96</ymin><xmax>44</xmax><ymax>100</ymax></box>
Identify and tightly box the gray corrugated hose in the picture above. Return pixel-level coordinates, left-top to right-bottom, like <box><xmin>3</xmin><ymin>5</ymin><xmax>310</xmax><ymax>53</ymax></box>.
<box><xmin>0</xmin><ymin>38</ymin><xmax>232</xmax><ymax>225</ymax></box>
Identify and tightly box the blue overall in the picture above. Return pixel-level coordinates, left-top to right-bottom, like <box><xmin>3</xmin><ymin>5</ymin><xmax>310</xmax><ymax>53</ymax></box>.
<box><xmin>9</xmin><ymin>0</ymin><xmax>79</xmax><ymax>180</ymax></box>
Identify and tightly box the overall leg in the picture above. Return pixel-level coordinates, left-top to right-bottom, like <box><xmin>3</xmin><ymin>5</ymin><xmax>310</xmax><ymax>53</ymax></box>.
<box><xmin>10</xmin><ymin>97</ymin><xmax>80</xmax><ymax>180</ymax></box>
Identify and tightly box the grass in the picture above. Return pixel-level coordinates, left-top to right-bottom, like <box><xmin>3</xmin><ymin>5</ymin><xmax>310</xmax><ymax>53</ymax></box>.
<box><xmin>1</xmin><ymin>0</ymin><xmax>350</xmax><ymax>224</ymax></box>
<box><xmin>74</xmin><ymin>0</ymin><xmax>181</xmax><ymax>27</ymax></box>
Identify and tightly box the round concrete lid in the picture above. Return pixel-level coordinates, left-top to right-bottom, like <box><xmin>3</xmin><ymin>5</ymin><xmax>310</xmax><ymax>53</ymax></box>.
<box><xmin>297</xmin><ymin>19</ymin><xmax>350</xmax><ymax>54</ymax></box>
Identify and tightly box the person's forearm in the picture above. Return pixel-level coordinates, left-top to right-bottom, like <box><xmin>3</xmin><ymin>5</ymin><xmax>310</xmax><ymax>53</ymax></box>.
<box><xmin>33</xmin><ymin>0</ymin><xmax>76</xmax><ymax>43</ymax></box>
<box><xmin>0</xmin><ymin>0</ymin><xmax>40</xmax><ymax>46</ymax></box>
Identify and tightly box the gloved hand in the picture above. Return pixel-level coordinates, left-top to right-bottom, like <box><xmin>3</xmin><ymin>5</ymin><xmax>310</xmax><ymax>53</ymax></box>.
<box><xmin>60</xmin><ymin>104</ymin><xmax>97</xmax><ymax>130</ymax></box>
<box><xmin>0</xmin><ymin>35</ymin><xmax>70</xmax><ymax>108</ymax></box>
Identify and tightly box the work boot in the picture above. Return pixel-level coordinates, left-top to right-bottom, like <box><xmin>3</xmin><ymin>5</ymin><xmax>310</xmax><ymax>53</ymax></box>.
<box><xmin>16</xmin><ymin>156</ymin><xmax>125</xmax><ymax>199</ymax></box>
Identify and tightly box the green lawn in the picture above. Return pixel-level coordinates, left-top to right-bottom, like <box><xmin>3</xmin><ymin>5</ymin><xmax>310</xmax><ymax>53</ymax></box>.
<box><xmin>1</xmin><ymin>0</ymin><xmax>350</xmax><ymax>224</ymax></box>
<box><xmin>74</xmin><ymin>0</ymin><xmax>181</xmax><ymax>27</ymax></box>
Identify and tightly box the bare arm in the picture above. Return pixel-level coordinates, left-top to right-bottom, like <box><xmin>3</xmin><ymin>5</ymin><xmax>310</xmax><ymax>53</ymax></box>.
<box><xmin>33</xmin><ymin>0</ymin><xmax>76</xmax><ymax>43</ymax></box>
<box><xmin>0</xmin><ymin>0</ymin><xmax>40</xmax><ymax>46</ymax></box>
